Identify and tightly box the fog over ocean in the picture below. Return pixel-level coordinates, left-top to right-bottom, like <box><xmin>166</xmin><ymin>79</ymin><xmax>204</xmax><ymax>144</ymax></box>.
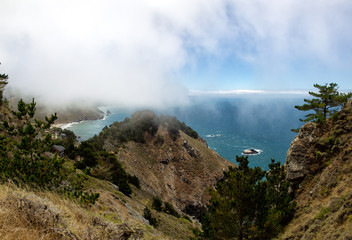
<box><xmin>67</xmin><ymin>96</ymin><xmax>307</xmax><ymax>170</ymax></box>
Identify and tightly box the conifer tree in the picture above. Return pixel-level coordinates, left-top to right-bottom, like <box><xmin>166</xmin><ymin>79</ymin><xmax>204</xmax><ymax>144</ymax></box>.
<box><xmin>295</xmin><ymin>83</ymin><xmax>352</xmax><ymax>123</ymax></box>
<box><xmin>199</xmin><ymin>156</ymin><xmax>295</xmax><ymax>240</ymax></box>
<box><xmin>0</xmin><ymin>98</ymin><xmax>63</xmax><ymax>187</ymax></box>
<box><xmin>201</xmin><ymin>156</ymin><xmax>266</xmax><ymax>240</ymax></box>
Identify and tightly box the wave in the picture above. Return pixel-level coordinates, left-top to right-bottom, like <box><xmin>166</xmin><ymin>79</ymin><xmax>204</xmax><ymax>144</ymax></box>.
<box><xmin>98</xmin><ymin>106</ymin><xmax>112</xmax><ymax>121</ymax></box>
<box><xmin>101</xmin><ymin>114</ymin><xmax>108</xmax><ymax>121</ymax></box>
<box><xmin>61</xmin><ymin>121</ymin><xmax>83</xmax><ymax>130</ymax></box>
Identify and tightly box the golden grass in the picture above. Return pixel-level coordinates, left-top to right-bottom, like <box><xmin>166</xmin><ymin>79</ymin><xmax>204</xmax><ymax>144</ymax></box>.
<box><xmin>0</xmin><ymin>182</ymin><xmax>147</xmax><ymax>240</ymax></box>
<box><xmin>0</xmin><ymin>183</ymin><xmax>68</xmax><ymax>240</ymax></box>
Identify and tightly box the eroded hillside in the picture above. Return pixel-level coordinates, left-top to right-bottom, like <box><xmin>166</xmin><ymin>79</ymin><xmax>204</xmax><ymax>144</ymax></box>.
<box><xmin>93</xmin><ymin>110</ymin><xmax>234</xmax><ymax>218</ymax></box>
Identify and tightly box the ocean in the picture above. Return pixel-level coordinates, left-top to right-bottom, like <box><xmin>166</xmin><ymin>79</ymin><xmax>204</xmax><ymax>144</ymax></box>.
<box><xmin>66</xmin><ymin>96</ymin><xmax>307</xmax><ymax>170</ymax></box>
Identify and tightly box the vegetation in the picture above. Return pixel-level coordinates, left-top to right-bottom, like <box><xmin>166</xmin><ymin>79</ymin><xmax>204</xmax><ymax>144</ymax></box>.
<box><xmin>53</xmin><ymin>128</ymin><xmax>77</xmax><ymax>159</ymax></box>
<box><xmin>198</xmin><ymin>156</ymin><xmax>295</xmax><ymax>240</ymax></box>
<box><xmin>159</xmin><ymin>114</ymin><xmax>199</xmax><ymax>140</ymax></box>
<box><xmin>0</xmin><ymin>98</ymin><xmax>102</xmax><ymax>206</ymax></box>
<box><xmin>0</xmin><ymin>63</ymin><xmax>8</xmax><ymax>105</ymax></box>
<box><xmin>151</xmin><ymin>196</ymin><xmax>181</xmax><ymax>218</ymax></box>
<box><xmin>0</xmin><ymin>98</ymin><xmax>63</xmax><ymax>187</ymax></box>
<box><xmin>72</xmin><ymin>139</ymin><xmax>140</xmax><ymax>196</ymax></box>
<box><xmin>164</xmin><ymin>202</ymin><xmax>181</xmax><ymax>218</ymax></box>
<box><xmin>0</xmin><ymin>66</ymin><xmax>203</xmax><ymax>239</ymax></box>
<box><xmin>294</xmin><ymin>83</ymin><xmax>352</xmax><ymax>124</ymax></box>
<box><xmin>143</xmin><ymin>207</ymin><xmax>159</xmax><ymax>227</ymax></box>
<box><xmin>152</xmin><ymin>196</ymin><xmax>163</xmax><ymax>212</ymax></box>
<box><xmin>95</xmin><ymin>110</ymin><xmax>199</xmax><ymax>148</ymax></box>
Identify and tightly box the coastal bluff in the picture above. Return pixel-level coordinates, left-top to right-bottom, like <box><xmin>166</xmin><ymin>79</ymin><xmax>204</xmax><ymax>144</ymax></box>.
<box><xmin>281</xmin><ymin>98</ymin><xmax>352</xmax><ymax>239</ymax></box>
<box><xmin>92</xmin><ymin>110</ymin><xmax>234</xmax><ymax>218</ymax></box>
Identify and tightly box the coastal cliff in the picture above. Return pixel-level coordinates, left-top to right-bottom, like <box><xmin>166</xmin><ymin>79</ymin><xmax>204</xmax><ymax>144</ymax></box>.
<box><xmin>280</xmin><ymin>99</ymin><xmax>352</xmax><ymax>239</ymax></box>
<box><xmin>93</xmin><ymin>110</ymin><xmax>234</xmax><ymax>218</ymax></box>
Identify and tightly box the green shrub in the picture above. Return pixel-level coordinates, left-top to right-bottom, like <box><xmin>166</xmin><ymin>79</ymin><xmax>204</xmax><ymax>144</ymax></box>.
<box><xmin>152</xmin><ymin>197</ymin><xmax>163</xmax><ymax>212</ymax></box>
<box><xmin>143</xmin><ymin>207</ymin><xmax>158</xmax><ymax>227</ymax></box>
<box><xmin>78</xmin><ymin>191</ymin><xmax>100</xmax><ymax>206</ymax></box>
<box><xmin>163</xmin><ymin>202</ymin><xmax>180</xmax><ymax>218</ymax></box>
<box><xmin>128</xmin><ymin>175</ymin><xmax>141</xmax><ymax>189</ymax></box>
<box><xmin>182</xmin><ymin>215</ymin><xmax>192</xmax><ymax>222</ymax></box>
<box><xmin>315</xmin><ymin>207</ymin><xmax>330</xmax><ymax>220</ymax></box>
<box><xmin>316</xmin><ymin>151</ymin><xmax>322</xmax><ymax>160</ymax></box>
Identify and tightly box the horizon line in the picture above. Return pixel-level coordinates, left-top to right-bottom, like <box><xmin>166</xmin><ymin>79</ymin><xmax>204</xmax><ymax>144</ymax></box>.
<box><xmin>189</xmin><ymin>89</ymin><xmax>311</xmax><ymax>96</ymax></box>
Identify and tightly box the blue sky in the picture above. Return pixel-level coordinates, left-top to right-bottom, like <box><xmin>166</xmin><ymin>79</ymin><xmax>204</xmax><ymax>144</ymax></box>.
<box><xmin>0</xmin><ymin>1</ymin><xmax>351</xmax><ymax>106</ymax></box>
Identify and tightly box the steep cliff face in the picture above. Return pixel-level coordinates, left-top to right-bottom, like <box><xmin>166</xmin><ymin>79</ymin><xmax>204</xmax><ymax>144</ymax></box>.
<box><xmin>280</xmin><ymin>99</ymin><xmax>352</xmax><ymax>239</ymax></box>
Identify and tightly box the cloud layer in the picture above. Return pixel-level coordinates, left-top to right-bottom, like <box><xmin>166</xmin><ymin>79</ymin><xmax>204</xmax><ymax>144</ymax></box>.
<box><xmin>1</xmin><ymin>0</ymin><xmax>351</xmax><ymax>106</ymax></box>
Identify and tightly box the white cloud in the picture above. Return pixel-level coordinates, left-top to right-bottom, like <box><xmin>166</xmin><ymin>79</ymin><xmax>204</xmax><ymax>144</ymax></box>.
<box><xmin>0</xmin><ymin>0</ymin><xmax>351</xmax><ymax>106</ymax></box>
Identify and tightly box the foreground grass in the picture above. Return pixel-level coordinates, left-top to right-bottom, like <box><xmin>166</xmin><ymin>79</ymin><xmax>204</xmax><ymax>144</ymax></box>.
<box><xmin>0</xmin><ymin>181</ymin><xmax>146</xmax><ymax>239</ymax></box>
<box><xmin>0</xmin><ymin>179</ymin><xmax>197</xmax><ymax>240</ymax></box>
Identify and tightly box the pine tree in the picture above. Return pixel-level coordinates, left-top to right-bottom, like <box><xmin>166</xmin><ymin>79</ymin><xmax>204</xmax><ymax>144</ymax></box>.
<box><xmin>295</xmin><ymin>83</ymin><xmax>352</xmax><ymax>123</ymax></box>
<box><xmin>0</xmin><ymin>98</ymin><xmax>63</xmax><ymax>187</ymax></box>
<box><xmin>199</xmin><ymin>156</ymin><xmax>295</xmax><ymax>240</ymax></box>
<box><xmin>201</xmin><ymin>156</ymin><xmax>266</xmax><ymax>240</ymax></box>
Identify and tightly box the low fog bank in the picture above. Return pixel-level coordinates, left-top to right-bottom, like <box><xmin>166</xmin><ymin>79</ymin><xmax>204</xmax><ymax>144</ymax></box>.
<box><xmin>105</xmin><ymin>94</ymin><xmax>309</xmax><ymax>137</ymax></box>
<box><xmin>4</xmin><ymin>78</ymin><xmax>191</xmax><ymax>111</ymax></box>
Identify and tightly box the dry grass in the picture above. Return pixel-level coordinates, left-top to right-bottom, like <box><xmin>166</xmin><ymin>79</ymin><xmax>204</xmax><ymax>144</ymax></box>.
<box><xmin>0</xmin><ymin>183</ymin><xmax>69</xmax><ymax>240</ymax></box>
<box><xmin>278</xmin><ymin>158</ymin><xmax>352</xmax><ymax>240</ymax></box>
<box><xmin>0</xmin><ymin>182</ymin><xmax>146</xmax><ymax>240</ymax></box>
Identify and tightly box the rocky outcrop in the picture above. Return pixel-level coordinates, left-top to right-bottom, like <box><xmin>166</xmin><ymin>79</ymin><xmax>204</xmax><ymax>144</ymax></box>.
<box><xmin>286</xmin><ymin>99</ymin><xmax>352</xmax><ymax>188</ymax></box>
<box><xmin>280</xmin><ymin>99</ymin><xmax>352</xmax><ymax>239</ymax></box>
<box><xmin>286</xmin><ymin>122</ymin><xmax>317</xmax><ymax>182</ymax></box>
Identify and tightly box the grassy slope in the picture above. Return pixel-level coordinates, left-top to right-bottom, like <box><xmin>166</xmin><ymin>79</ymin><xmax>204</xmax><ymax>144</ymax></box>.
<box><xmin>279</xmin><ymin>101</ymin><xmax>352</xmax><ymax>240</ymax></box>
<box><xmin>0</xmin><ymin>175</ymin><xmax>197</xmax><ymax>240</ymax></box>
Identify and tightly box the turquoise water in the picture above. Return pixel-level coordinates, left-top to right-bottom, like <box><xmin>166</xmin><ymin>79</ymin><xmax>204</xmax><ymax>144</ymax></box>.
<box><xmin>67</xmin><ymin>97</ymin><xmax>306</xmax><ymax>170</ymax></box>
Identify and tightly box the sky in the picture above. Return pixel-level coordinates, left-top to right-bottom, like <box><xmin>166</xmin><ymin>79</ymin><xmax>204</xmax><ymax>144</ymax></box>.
<box><xmin>0</xmin><ymin>0</ymin><xmax>352</xmax><ymax>107</ymax></box>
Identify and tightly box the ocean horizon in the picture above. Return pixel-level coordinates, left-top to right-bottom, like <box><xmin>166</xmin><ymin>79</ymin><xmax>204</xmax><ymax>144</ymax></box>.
<box><xmin>66</xmin><ymin>96</ymin><xmax>307</xmax><ymax>170</ymax></box>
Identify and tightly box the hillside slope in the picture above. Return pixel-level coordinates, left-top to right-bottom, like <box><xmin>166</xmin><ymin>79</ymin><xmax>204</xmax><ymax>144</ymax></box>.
<box><xmin>0</xmin><ymin>102</ymin><xmax>232</xmax><ymax>239</ymax></box>
<box><xmin>280</xmin><ymin>99</ymin><xmax>352</xmax><ymax>239</ymax></box>
<box><xmin>93</xmin><ymin>110</ymin><xmax>234</xmax><ymax>218</ymax></box>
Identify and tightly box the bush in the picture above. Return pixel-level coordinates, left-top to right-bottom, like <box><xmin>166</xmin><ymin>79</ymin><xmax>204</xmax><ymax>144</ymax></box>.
<box><xmin>95</xmin><ymin>111</ymin><xmax>199</xmax><ymax>148</ymax></box>
<box><xmin>143</xmin><ymin>207</ymin><xmax>158</xmax><ymax>227</ymax></box>
<box><xmin>128</xmin><ymin>175</ymin><xmax>141</xmax><ymax>189</ymax></box>
<box><xmin>152</xmin><ymin>197</ymin><xmax>163</xmax><ymax>212</ymax></box>
<box><xmin>164</xmin><ymin>202</ymin><xmax>180</xmax><ymax>218</ymax></box>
